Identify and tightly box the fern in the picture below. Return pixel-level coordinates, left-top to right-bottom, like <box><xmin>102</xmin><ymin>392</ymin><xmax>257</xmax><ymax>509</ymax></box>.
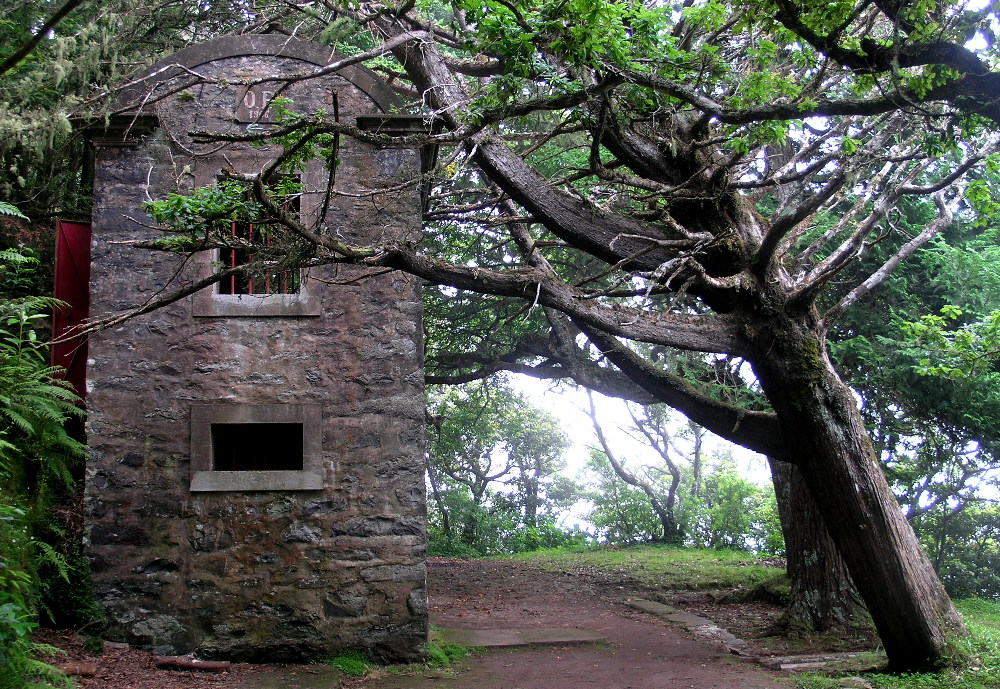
<box><xmin>32</xmin><ymin>543</ymin><xmax>69</xmax><ymax>585</ymax></box>
<box><xmin>0</xmin><ymin>202</ymin><xmax>27</xmax><ymax>220</ymax></box>
<box><xmin>0</xmin><ymin>640</ymin><xmax>73</xmax><ymax>689</ymax></box>
<box><xmin>0</xmin><ymin>248</ymin><xmax>87</xmax><ymax>689</ymax></box>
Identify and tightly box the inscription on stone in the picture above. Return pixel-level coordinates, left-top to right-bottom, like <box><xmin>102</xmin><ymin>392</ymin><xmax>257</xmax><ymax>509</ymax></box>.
<box><xmin>236</xmin><ymin>86</ymin><xmax>278</xmax><ymax>122</ymax></box>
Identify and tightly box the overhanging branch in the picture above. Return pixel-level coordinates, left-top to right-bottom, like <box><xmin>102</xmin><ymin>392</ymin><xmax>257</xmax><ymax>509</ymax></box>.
<box><xmin>576</xmin><ymin>322</ymin><xmax>783</xmax><ymax>458</ymax></box>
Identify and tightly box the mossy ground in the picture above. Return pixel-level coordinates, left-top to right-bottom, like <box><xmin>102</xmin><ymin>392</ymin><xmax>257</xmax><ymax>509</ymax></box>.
<box><xmin>793</xmin><ymin>599</ymin><xmax>1000</xmax><ymax>689</ymax></box>
<box><xmin>510</xmin><ymin>544</ymin><xmax>783</xmax><ymax>591</ymax></box>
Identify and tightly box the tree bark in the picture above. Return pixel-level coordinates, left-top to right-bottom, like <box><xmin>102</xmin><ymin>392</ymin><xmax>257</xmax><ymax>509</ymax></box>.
<box><xmin>752</xmin><ymin>313</ymin><xmax>965</xmax><ymax>669</ymax></box>
<box><xmin>768</xmin><ymin>457</ymin><xmax>870</xmax><ymax>633</ymax></box>
<box><xmin>522</xmin><ymin>473</ymin><xmax>539</xmax><ymax>530</ymax></box>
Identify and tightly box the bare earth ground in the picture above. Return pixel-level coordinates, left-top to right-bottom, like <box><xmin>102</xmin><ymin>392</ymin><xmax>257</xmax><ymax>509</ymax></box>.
<box><xmin>36</xmin><ymin>556</ymin><xmax>874</xmax><ymax>688</ymax></box>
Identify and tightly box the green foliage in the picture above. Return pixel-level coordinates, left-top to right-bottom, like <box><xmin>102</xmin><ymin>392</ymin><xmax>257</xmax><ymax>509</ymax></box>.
<box><xmin>144</xmin><ymin>178</ymin><xmax>304</xmax><ymax>239</ymax></box>
<box><xmin>916</xmin><ymin>503</ymin><xmax>1000</xmax><ymax>599</ymax></box>
<box><xmin>144</xmin><ymin>175</ymin><xmax>318</xmax><ymax>289</ymax></box>
<box><xmin>0</xmin><ymin>507</ymin><xmax>73</xmax><ymax>689</ymax></box>
<box><xmin>830</xmin><ymin>214</ymin><xmax>1000</xmax><ymax>599</ymax></box>
<box><xmin>325</xmin><ymin>650</ymin><xmax>373</xmax><ymax>676</ymax></box>
<box><xmin>585</xmin><ymin>450</ymin><xmax>665</xmax><ymax>545</ymax></box>
<box><xmin>0</xmin><ymin>247</ymin><xmax>49</xmax><ymax>300</ymax></box>
<box><xmin>0</xmin><ymin>203</ymin><xmax>26</xmax><ymax>220</ymax></box>
<box><xmin>0</xmin><ymin>313</ymin><xmax>84</xmax><ymax>492</ymax></box>
<box><xmin>427</xmin><ymin>483</ymin><xmax>589</xmax><ymax>556</ymax></box>
<box><xmin>0</xmin><ymin>638</ymin><xmax>73</xmax><ymax>689</ymax></box>
<box><xmin>426</xmin><ymin>379</ymin><xmax>587</xmax><ymax>556</ymax></box>
<box><xmin>684</xmin><ymin>460</ymin><xmax>781</xmax><ymax>553</ymax></box>
<box><xmin>903</xmin><ymin>307</ymin><xmax>1000</xmax><ymax>380</ymax></box>
<box><xmin>585</xmin><ymin>450</ymin><xmax>782</xmax><ymax>555</ymax></box>
<box><xmin>0</xmin><ymin>248</ymin><xmax>89</xmax><ymax>688</ymax></box>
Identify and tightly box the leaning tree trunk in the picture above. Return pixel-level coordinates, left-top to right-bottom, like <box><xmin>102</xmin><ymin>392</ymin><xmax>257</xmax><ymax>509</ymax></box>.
<box><xmin>768</xmin><ymin>457</ymin><xmax>869</xmax><ymax>633</ymax></box>
<box><xmin>752</xmin><ymin>312</ymin><xmax>965</xmax><ymax>669</ymax></box>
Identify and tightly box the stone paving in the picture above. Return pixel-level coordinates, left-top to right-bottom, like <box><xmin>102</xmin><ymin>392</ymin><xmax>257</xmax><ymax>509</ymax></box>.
<box><xmin>437</xmin><ymin>627</ymin><xmax>607</xmax><ymax>648</ymax></box>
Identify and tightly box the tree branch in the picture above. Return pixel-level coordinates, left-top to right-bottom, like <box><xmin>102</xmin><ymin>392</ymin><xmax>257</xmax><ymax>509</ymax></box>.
<box><xmin>0</xmin><ymin>0</ymin><xmax>86</xmax><ymax>78</ymax></box>
<box><xmin>826</xmin><ymin>192</ymin><xmax>955</xmax><ymax>323</ymax></box>
<box><xmin>575</xmin><ymin>322</ymin><xmax>783</xmax><ymax>458</ymax></box>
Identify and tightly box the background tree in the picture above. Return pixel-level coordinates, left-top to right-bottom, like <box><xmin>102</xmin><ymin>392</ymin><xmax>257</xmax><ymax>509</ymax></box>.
<box><xmin>426</xmin><ymin>378</ymin><xmax>580</xmax><ymax>554</ymax></box>
<box><xmin>587</xmin><ymin>395</ymin><xmax>705</xmax><ymax>544</ymax></box>
<box><xmin>584</xmin><ymin>449</ymin><xmax>666</xmax><ymax>545</ymax></box>
<box><xmin>685</xmin><ymin>458</ymin><xmax>779</xmax><ymax>552</ymax></box>
<box><xmin>584</xmin><ymin>442</ymin><xmax>783</xmax><ymax>555</ymax></box>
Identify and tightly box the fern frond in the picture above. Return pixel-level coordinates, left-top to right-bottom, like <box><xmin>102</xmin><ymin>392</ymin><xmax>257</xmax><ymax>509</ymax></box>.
<box><xmin>21</xmin><ymin>656</ymin><xmax>73</xmax><ymax>689</ymax></box>
<box><xmin>31</xmin><ymin>543</ymin><xmax>69</xmax><ymax>584</ymax></box>
<box><xmin>0</xmin><ymin>408</ymin><xmax>34</xmax><ymax>434</ymax></box>
<box><xmin>0</xmin><ymin>203</ymin><xmax>27</xmax><ymax>220</ymax></box>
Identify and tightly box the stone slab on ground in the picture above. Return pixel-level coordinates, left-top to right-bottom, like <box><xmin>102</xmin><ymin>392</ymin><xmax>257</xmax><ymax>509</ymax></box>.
<box><xmin>627</xmin><ymin>599</ymin><xmax>749</xmax><ymax>656</ymax></box>
<box><xmin>759</xmin><ymin>652</ymin><xmax>880</xmax><ymax>672</ymax></box>
<box><xmin>437</xmin><ymin>627</ymin><xmax>607</xmax><ymax>648</ymax></box>
<box><xmin>240</xmin><ymin>665</ymin><xmax>342</xmax><ymax>689</ymax></box>
<box><xmin>627</xmin><ymin>599</ymin><xmax>712</xmax><ymax>627</ymax></box>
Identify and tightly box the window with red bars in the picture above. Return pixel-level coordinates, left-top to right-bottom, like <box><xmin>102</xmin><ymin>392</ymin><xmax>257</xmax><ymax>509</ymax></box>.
<box><xmin>218</xmin><ymin>222</ymin><xmax>301</xmax><ymax>295</ymax></box>
<box><xmin>218</xmin><ymin>177</ymin><xmax>301</xmax><ymax>295</ymax></box>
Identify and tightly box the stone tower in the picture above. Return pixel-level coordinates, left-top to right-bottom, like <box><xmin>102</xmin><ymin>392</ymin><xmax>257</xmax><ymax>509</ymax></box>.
<box><xmin>81</xmin><ymin>35</ymin><xmax>428</xmax><ymax>662</ymax></box>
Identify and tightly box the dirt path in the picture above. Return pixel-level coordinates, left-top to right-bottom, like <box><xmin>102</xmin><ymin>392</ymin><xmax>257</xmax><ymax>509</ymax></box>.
<box><xmin>368</xmin><ymin>557</ymin><xmax>791</xmax><ymax>689</ymax></box>
<box><xmin>41</xmin><ymin>557</ymin><xmax>794</xmax><ymax>688</ymax></box>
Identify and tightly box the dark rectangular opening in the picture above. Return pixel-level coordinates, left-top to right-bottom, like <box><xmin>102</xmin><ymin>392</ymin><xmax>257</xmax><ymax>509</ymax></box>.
<box><xmin>211</xmin><ymin>423</ymin><xmax>304</xmax><ymax>471</ymax></box>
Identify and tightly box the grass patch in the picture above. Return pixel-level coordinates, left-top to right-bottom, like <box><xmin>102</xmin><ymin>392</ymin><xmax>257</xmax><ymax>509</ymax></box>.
<box><xmin>510</xmin><ymin>544</ymin><xmax>782</xmax><ymax>591</ymax></box>
<box><xmin>794</xmin><ymin>598</ymin><xmax>1000</xmax><ymax>689</ymax></box>
<box><xmin>325</xmin><ymin>649</ymin><xmax>372</xmax><ymax>677</ymax></box>
<box><xmin>424</xmin><ymin>639</ymin><xmax>469</xmax><ymax>668</ymax></box>
<box><xmin>325</xmin><ymin>631</ymin><xmax>473</xmax><ymax>680</ymax></box>
<box><xmin>423</xmin><ymin>625</ymin><xmax>472</xmax><ymax>669</ymax></box>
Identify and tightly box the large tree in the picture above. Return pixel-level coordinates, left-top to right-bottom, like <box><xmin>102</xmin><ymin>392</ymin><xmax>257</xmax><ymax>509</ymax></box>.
<box><xmin>96</xmin><ymin>0</ymin><xmax>1000</xmax><ymax>670</ymax></box>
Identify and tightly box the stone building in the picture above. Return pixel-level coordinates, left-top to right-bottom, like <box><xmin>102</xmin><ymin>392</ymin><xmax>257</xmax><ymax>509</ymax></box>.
<box><xmin>79</xmin><ymin>35</ymin><xmax>428</xmax><ymax>662</ymax></box>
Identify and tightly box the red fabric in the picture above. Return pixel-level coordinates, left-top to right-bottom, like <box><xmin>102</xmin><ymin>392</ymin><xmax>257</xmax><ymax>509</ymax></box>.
<box><xmin>52</xmin><ymin>220</ymin><xmax>91</xmax><ymax>400</ymax></box>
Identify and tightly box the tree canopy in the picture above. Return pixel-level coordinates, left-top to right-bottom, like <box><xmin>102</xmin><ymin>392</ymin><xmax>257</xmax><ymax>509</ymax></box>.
<box><xmin>7</xmin><ymin>0</ymin><xmax>1000</xmax><ymax>672</ymax></box>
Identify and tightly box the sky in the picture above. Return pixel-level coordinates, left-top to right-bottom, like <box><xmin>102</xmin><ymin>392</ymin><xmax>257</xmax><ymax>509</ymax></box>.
<box><xmin>509</xmin><ymin>375</ymin><xmax>772</xmax><ymax>487</ymax></box>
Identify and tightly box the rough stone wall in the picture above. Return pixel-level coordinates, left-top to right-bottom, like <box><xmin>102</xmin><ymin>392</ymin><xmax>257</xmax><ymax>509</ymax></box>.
<box><xmin>83</xmin><ymin>37</ymin><xmax>427</xmax><ymax>662</ymax></box>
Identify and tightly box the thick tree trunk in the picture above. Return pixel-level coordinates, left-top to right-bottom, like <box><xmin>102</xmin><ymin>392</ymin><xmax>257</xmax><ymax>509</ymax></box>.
<box><xmin>768</xmin><ymin>457</ymin><xmax>870</xmax><ymax>633</ymax></box>
<box><xmin>752</xmin><ymin>316</ymin><xmax>965</xmax><ymax>669</ymax></box>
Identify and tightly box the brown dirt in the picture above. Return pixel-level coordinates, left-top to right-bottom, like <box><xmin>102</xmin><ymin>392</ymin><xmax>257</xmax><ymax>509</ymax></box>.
<box><xmin>35</xmin><ymin>556</ymin><xmax>875</xmax><ymax>688</ymax></box>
